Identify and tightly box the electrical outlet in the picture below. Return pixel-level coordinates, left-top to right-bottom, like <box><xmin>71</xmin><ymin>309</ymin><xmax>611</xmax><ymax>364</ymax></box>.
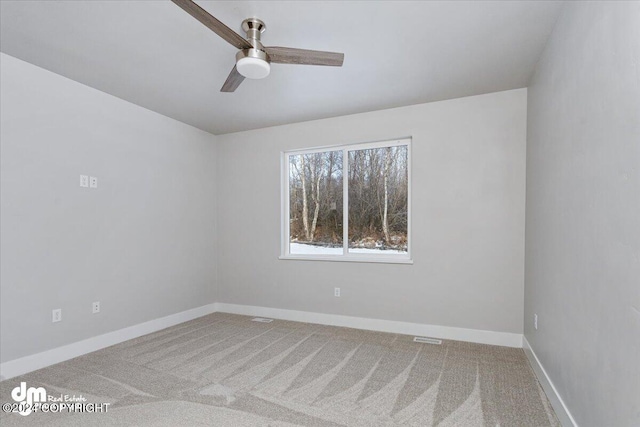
<box><xmin>92</xmin><ymin>301</ymin><xmax>100</xmax><ymax>314</ymax></box>
<box><xmin>334</xmin><ymin>287</ymin><xmax>341</xmax><ymax>297</ymax></box>
<box><xmin>80</xmin><ymin>175</ymin><xmax>89</xmax><ymax>188</ymax></box>
<box><xmin>89</xmin><ymin>176</ymin><xmax>98</xmax><ymax>188</ymax></box>
<box><xmin>534</xmin><ymin>313</ymin><xmax>538</xmax><ymax>330</ymax></box>
<box><xmin>52</xmin><ymin>309</ymin><xmax>62</xmax><ymax>323</ymax></box>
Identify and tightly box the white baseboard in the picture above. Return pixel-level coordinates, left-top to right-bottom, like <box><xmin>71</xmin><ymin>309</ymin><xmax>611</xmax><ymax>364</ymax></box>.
<box><xmin>215</xmin><ymin>303</ymin><xmax>523</xmax><ymax>348</ymax></box>
<box><xmin>0</xmin><ymin>303</ymin><xmax>217</xmax><ymax>381</ymax></box>
<box><xmin>0</xmin><ymin>302</ymin><xmax>523</xmax><ymax>381</ymax></box>
<box><xmin>523</xmin><ymin>336</ymin><xmax>578</xmax><ymax>427</ymax></box>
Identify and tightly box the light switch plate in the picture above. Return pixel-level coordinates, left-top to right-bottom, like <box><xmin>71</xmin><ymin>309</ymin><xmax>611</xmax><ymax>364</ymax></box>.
<box><xmin>80</xmin><ymin>175</ymin><xmax>89</xmax><ymax>188</ymax></box>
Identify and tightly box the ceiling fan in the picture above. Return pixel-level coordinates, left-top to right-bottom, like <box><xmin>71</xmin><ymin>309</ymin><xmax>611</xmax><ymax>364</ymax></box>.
<box><xmin>171</xmin><ymin>0</ymin><xmax>345</xmax><ymax>92</ymax></box>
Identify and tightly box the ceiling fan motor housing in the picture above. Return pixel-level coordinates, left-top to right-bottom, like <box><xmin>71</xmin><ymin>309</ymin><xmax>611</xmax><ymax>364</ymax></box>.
<box><xmin>236</xmin><ymin>18</ymin><xmax>270</xmax><ymax>79</ymax></box>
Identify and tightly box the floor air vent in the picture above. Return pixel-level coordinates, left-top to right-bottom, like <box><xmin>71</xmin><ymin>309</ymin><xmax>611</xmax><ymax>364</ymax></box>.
<box><xmin>251</xmin><ymin>317</ymin><xmax>274</xmax><ymax>323</ymax></box>
<box><xmin>413</xmin><ymin>336</ymin><xmax>442</xmax><ymax>345</ymax></box>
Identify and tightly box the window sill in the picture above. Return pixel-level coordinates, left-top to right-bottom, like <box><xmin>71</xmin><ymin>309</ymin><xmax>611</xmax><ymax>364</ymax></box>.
<box><xmin>278</xmin><ymin>255</ymin><xmax>413</xmax><ymax>265</ymax></box>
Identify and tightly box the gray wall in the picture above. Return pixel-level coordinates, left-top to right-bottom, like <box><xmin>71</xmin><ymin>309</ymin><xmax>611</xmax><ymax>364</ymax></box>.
<box><xmin>217</xmin><ymin>89</ymin><xmax>527</xmax><ymax>335</ymax></box>
<box><xmin>0</xmin><ymin>54</ymin><xmax>218</xmax><ymax>363</ymax></box>
<box><xmin>524</xmin><ymin>3</ymin><xmax>640</xmax><ymax>426</ymax></box>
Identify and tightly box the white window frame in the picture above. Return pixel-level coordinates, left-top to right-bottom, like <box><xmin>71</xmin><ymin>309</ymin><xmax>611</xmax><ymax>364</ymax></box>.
<box><xmin>280</xmin><ymin>137</ymin><xmax>412</xmax><ymax>264</ymax></box>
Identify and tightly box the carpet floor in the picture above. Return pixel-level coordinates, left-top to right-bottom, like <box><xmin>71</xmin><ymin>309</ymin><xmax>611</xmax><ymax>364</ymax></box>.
<box><xmin>0</xmin><ymin>313</ymin><xmax>559</xmax><ymax>426</ymax></box>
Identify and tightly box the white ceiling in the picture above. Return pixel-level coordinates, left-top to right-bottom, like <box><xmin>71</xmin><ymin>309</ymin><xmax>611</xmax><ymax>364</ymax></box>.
<box><xmin>0</xmin><ymin>1</ymin><xmax>563</xmax><ymax>135</ymax></box>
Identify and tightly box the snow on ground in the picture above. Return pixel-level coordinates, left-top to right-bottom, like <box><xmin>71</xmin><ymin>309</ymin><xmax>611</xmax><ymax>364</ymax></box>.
<box><xmin>290</xmin><ymin>243</ymin><xmax>407</xmax><ymax>255</ymax></box>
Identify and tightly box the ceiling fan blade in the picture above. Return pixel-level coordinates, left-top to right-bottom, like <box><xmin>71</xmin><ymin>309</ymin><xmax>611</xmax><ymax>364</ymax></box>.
<box><xmin>171</xmin><ymin>0</ymin><xmax>252</xmax><ymax>50</ymax></box>
<box><xmin>220</xmin><ymin>65</ymin><xmax>245</xmax><ymax>92</ymax></box>
<box><xmin>265</xmin><ymin>46</ymin><xmax>344</xmax><ymax>66</ymax></box>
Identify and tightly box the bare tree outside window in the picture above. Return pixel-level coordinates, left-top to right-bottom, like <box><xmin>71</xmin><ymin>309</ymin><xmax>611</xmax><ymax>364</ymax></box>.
<box><xmin>348</xmin><ymin>146</ymin><xmax>408</xmax><ymax>253</ymax></box>
<box><xmin>289</xmin><ymin>150</ymin><xmax>343</xmax><ymax>254</ymax></box>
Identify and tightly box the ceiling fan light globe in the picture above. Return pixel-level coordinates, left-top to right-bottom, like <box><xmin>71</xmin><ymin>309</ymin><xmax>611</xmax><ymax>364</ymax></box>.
<box><xmin>236</xmin><ymin>57</ymin><xmax>270</xmax><ymax>79</ymax></box>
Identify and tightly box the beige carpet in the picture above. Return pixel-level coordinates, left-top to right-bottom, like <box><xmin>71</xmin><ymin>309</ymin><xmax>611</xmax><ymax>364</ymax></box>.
<box><xmin>0</xmin><ymin>313</ymin><xmax>559</xmax><ymax>426</ymax></box>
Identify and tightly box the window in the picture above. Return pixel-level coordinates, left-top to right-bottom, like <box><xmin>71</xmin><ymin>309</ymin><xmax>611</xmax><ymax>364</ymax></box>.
<box><xmin>281</xmin><ymin>138</ymin><xmax>411</xmax><ymax>263</ymax></box>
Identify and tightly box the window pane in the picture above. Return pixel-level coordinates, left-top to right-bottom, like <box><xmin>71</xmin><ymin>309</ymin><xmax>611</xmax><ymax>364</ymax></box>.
<box><xmin>348</xmin><ymin>145</ymin><xmax>408</xmax><ymax>254</ymax></box>
<box><xmin>289</xmin><ymin>150</ymin><xmax>343</xmax><ymax>255</ymax></box>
